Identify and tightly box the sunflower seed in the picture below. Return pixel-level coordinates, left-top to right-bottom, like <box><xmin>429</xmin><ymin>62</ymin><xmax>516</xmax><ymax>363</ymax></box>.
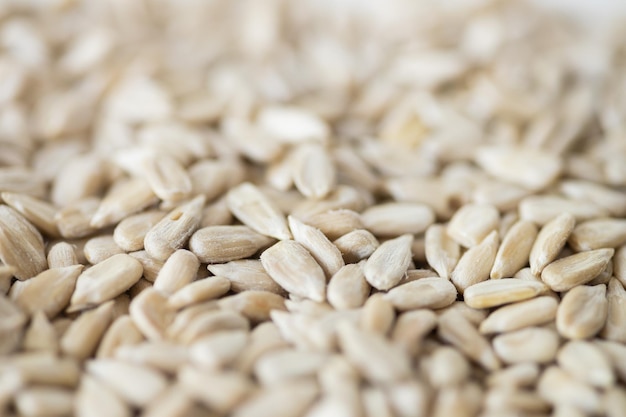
<box><xmin>569</xmin><ymin>218</ymin><xmax>626</xmax><ymax>251</ymax></box>
<box><xmin>327</xmin><ymin>263</ymin><xmax>370</xmax><ymax>310</ymax></box>
<box><xmin>464</xmin><ymin>278</ymin><xmax>547</xmax><ymax>309</ymax></box>
<box><xmin>113</xmin><ymin>210</ymin><xmax>166</xmax><ymax>252</ymax></box>
<box><xmin>491</xmin><ymin>220</ymin><xmax>537</xmax><ymax>279</ymax></box>
<box><xmin>60</xmin><ymin>301</ymin><xmax>114</xmax><ymax>360</ymax></box>
<box><xmin>557</xmin><ymin>284</ymin><xmax>608</xmax><ymax>339</ymax></box>
<box><xmin>361</xmin><ymin>202</ymin><xmax>435</xmax><ymax>237</ymax></box>
<box><xmin>541</xmin><ymin>248</ymin><xmax>614</xmax><ymax>291</ymax></box>
<box><xmin>557</xmin><ymin>340</ymin><xmax>614</xmax><ymax>388</ymax></box>
<box><xmin>291</xmin><ymin>143</ymin><xmax>336</xmax><ymax>199</ymax></box>
<box><xmin>447</xmin><ymin>203</ymin><xmax>499</xmax><ymax>248</ymax></box>
<box><xmin>425</xmin><ymin>224</ymin><xmax>460</xmax><ymax>280</ymax></box>
<box><xmin>288</xmin><ymin>216</ymin><xmax>344</xmax><ymax>278</ymax></box>
<box><xmin>450</xmin><ymin>231</ymin><xmax>499</xmax><ymax>293</ymax></box>
<box><xmin>333</xmin><ymin>229</ymin><xmax>379</xmax><ymax>264</ymax></box>
<box><xmin>0</xmin><ymin>205</ymin><xmax>47</xmax><ymax>280</ymax></box>
<box><xmin>492</xmin><ymin>326</ymin><xmax>559</xmax><ymax>364</ymax></box>
<box><xmin>479</xmin><ymin>296</ymin><xmax>558</xmax><ymax>334</ymax></box>
<box><xmin>364</xmin><ymin>234</ymin><xmax>413</xmax><ymax>291</ymax></box>
<box><xmin>529</xmin><ymin>212</ymin><xmax>576</xmax><ymax>275</ymax></box>
<box><xmin>385</xmin><ymin>277</ymin><xmax>457</xmax><ymax>311</ymax></box>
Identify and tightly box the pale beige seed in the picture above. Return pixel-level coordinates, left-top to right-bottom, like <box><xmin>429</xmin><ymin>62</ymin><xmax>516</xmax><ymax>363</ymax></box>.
<box><xmin>114</xmin><ymin>341</ymin><xmax>188</xmax><ymax>374</ymax></box>
<box><xmin>218</xmin><ymin>291</ymin><xmax>286</xmax><ymax>322</ymax></box>
<box><xmin>227</xmin><ymin>182</ymin><xmax>291</xmax><ymax>240</ymax></box>
<box><xmin>391</xmin><ymin>309</ymin><xmax>437</xmax><ymax>356</ymax></box>
<box><xmin>46</xmin><ymin>242</ymin><xmax>79</xmax><ymax>268</ymax></box>
<box><xmin>475</xmin><ymin>145</ymin><xmax>561</xmax><ymax>191</ymax></box>
<box><xmin>362</xmin><ymin>387</ymin><xmax>394</xmax><ymax>417</ymax></box>
<box><xmin>10</xmin><ymin>265</ymin><xmax>83</xmax><ymax>318</ymax></box>
<box><xmin>519</xmin><ymin>195</ymin><xmax>608</xmax><ymax>225</ymax></box>
<box><xmin>292</xmin><ymin>185</ymin><xmax>367</xmax><ymax>219</ymax></box>
<box><xmin>615</xmin><ymin>245</ymin><xmax>626</xmax><ymax>288</ymax></box>
<box><xmin>0</xmin><ymin>167</ymin><xmax>47</xmax><ymax>198</ymax></box>
<box><xmin>0</xmin><ymin>265</ymin><xmax>14</xmax><ymax>294</ymax></box>
<box><xmin>538</xmin><ymin>366</ymin><xmax>602</xmax><ymax>414</ymax></box>
<box><xmin>189</xmin><ymin>330</ymin><xmax>249</xmax><ymax>369</ymax></box>
<box><xmin>288</xmin><ymin>216</ymin><xmax>344</xmax><ymax>278</ymax></box>
<box><xmin>483</xmin><ymin>387</ymin><xmax>550</xmax><ymax>414</ymax></box>
<box><xmin>385</xmin><ymin>380</ymin><xmax>430</xmax><ymax>417</ymax></box>
<box><xmin>302</xmin><ymin>209</ymin><xmax>364</xmax><ymax>241</ymax></box>
<box><xmin>179</xmin><ymin>366</ymin><xmax>253</xmax><ymax>414</ymax></box>
<box><xmin>4</xmin><ymin>353</ymin><xmax>80</xmax><ymax>388</ymax></box>
<box><xmin>557</xmin><ymin>340</ymin><xmax>614</xmax><ymax>388</ymax></box>
<box><xmin>201</xmin><ymin>197</ymin><xmax>234</xmax><ymax>227</ymax></box>
<box><xmin>55</xmin><ymin>197</ymin><xmax>100</xmax><ymax>239</ymax></box>
<box><xmin>174</xmin><ymin>310</ymin><xmax>250</xmax><ymax>345</ymax></box>
<box><xmin>141</xmin><ymin>384</ymin><xmax>193</xmax><ymax>417</ymax></box>
<box><xmin>69</xmin><ymin>253</ymin><xmax>143</xmax><ymax>312</ymax></box>
<box><xmin>168</xmin><ymin>277</ymin><xmax>231</xmax><ymax>310</ymax></box>
<box><xmin>486</xmin><ymin>363</ymin><xmax>540</xmax><ymax>389</ymax></box>
<box><xmin>153</xmin><ymin>249</ymin><xmax>199</xmax><ymax>295</ymax></box>
<box><xmin>0</xmin><ymin>205</ymin><xmax>47</xmax><ymax>280</ymax></box>
<box><xmin>333</xmin><ymin>229</ymin><xmax>379</xmax><ymax>264</ymax></box>
<box><xmin>492</xmin><ymin>327</ymin><xmax>559</xmax><ymax>364</ymax></box>
<box><xmin>113</xmin><ymin>210</ymin><xmax>166</xmax><ymax>252</ymax></box>
<box><xmin>589</xmin><ymin>259</ymin><xmax>614</xmax><ymax>285</ymax></box>
<box><xmin>76</xmin><ymin>374</ymin><xmax>131</xmax><ymax>417</ymax></box>
<box><xmin>327</xmin><ymin>263</ymin><xmax>370</xmax><ymax>310</ymax></box>
<box><xmin>257</xmin><ymin>105</ymin><xmax>329</xmax><ymax>144</ymax></box>
<box><xmin>260</xmin><ymin>240</ymin><xmax>326</xmax><ymax>302</ymax></box>
<box><xmin>450</xmin><ymin>230</ymin><xmax>499</xmax><ymax>293</ymax></box>
<box><xmin>602</xmin><ymin>278</ymin><xmax>626</xmax><ymax>343</ymax></box>
<box><xmin>438</xmin><ymin>309</ymin><xmax>500</xmax><ymax>371</ymax></box>
<box><xmin>141</xmin><ymin>153</ymin><xmax>192</xmax><ymax>202</ymax></box>
<box><xmin>337</xmin><ymin>321</ymin><xmax>411</xmax><ymax>385</ymax></box>
<box><xmin>144</xmin><ymin>195</ymin><xmax>205</xmax><ymax>261</ymax></box>
<box><xmin>364</xmin><ymin>234</ymin><xmax>413</xmax><ymax>291</ymax></box>
<box><xmin>447</xmin><ymin>203</ymin><xmax>499</xmax><ymax>248</ymax></box>
<box><xmin>128</xmin><ymin>251</ymin><xmax>164</xmax><ymax>282</ymax></box>
<box><xmin>1</xmin><ymin>192</ymin><xmax>59</xmax><ymax>237</ymax></box>
<box><xmin>189</xmin><ymin>225</ymin><xmax>275</xmax><ymax>264</ymax></box>
<box><xmin>491</xmin><ymin>220</ymin><xmax>537</xmax><ymax>279</ymax></box>
<box><xmin>384</xmin><ymin>277</ymin><xmax>457</xmax><ymax>311</ymax></box>
<box><xmin>423</xmin><ymin>346</ymin><xmax>470</xmax><ymax>388</ymax></box>
<box><xmin>431</xmin><ymin>383</ymin><xmax>483</xmax><ymax>417</ymax></box>
<box><xmin>233</xmin><ymin>378</ymin><xmax>318</xmax><ymax>417</ymax></box>
<box><xmin>541</xmin><ymin>248</ymin><xmax>614</xmax><ymax>291</ymax></box>
<box><xmin>190</xmin><ymin>159</ymin><xmax>245</xmax><ymax>202</ymax></box>
<box><xmin>569</xmin><ymin>218</ymin><xmax>626</xmax><ymax>251</ymax></box>
<box><xmin>360</xmin><ymin>293</ymin><xmax>395</xmax><ymax>335</ymax></box>
<box><xmin>14</xmin><ymin>387</ymin><xmax>73</xmax><ymax>417</ymax></box>
<box><xmin>605</xmin><ymin>387</ymin><xmax>626</xmax><ymax>417</ymax></box>
<box><xmin>254</xmin><ymin>348</ymin><xmax>328</xmax><ymax>386</ymax></box>
<box><xmin>479</xmin><ymin>296</ymin><xmax>558</xmax><ymax>334</ymax></box>
<box><xmin>51</xmin><ymin>153</ymin><xmax>105</xmax><ymax>206</ymax></box>
<box><xmin>472</xmin><ymin>181</ymin><xmax>529</xmax><ymax>212</ymax></box>
<box><xmin>361</xmin><ymin>202</ymin><xmax>434</xmax><ymax>237</ymax></box>
<box><xmin>596</xmin><ymin>340</ymin><xmax>626</xmax><ymax>383</ymax></box>
<box><xmin>529</xmin><ymin>212</ymin><xmax>576</xmax><ymax>276</ymax></box>
<box><xmin>561</xmin><ymin>179</ymin><xmax>626</xmax><ymax>217</ymax></box>
<box><xmin>235</xmin><ymin>322</ymin><xmax>290</xmax><ymax>374</ymax></box>
<box><xmin>129</xmin><ymin>287</ymin><xmax>174</xmax><ymax>340</ymax></box>
<box><xmin>438</xmin><ymin>301</ymin><xmax>488</xmax><ymax>327</ymax></box>
<box><xmin>464</xmin><ymin>278</ymin><xmax>547</xmax><ymax>309</ymax></box>
<box><xmin>60</xmin><ymin>301</ymin><xmax>114</xmax><ymax>359</ymax></box>
<box><xmin>557</xmin><ymin>284</ymin><xmax>608</xmax><ymax>339</ymax></box>
<box><xmin>83</xmin><ymin>235</ymin><xmax>123</xmax><ymax>264</ymax></box>
<box><xmin>86</xmin><ymin>359</ymin><xmax>168</xmax><ymax>408</ymax></box>
<box><xmin>208</xmin><ymin>260</ymin><xmax>285</xmax><ymax>295</ymax></box>
<box><xmin>22</xmin><ymin>310</ymin><xmax>58</xmax><ymax>353</ymax></box>
<box><xmin>291</xmin><ymin>143</ymin><xmax>336</xmax><ymax>199</ymax></box>
<box><xmin>96</xmin><ymin>315</ymin><xmax>144</xmax><ymax>358</ymax></box>
<box><xmin>425</xmin><ymin>224</ymin><xmax>460</xmax><ymax>280</ymax></box>
<box><xmin>166</xmin><ymin>302</ymin><xmax>220</xmax><ymax>341</ymax></box>
<box><xmin>90</xmin><ymin>178</ymin><xmax>158</xmax><ymax>228</ymax></box>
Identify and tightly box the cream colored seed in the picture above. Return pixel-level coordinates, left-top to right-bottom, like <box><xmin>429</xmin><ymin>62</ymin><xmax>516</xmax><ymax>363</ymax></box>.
<box><xmin>520</xmin><ymin>195</ymin><xmax>608</xmax><ymax>225</ymax></box>
<box><xmin>450</xmin><ymin>230</ymin><xmax>499</xmax><ymax>293</ymax></box>
<box><xmin>1</xmin><ymin>192</ymin><xmax>59</xmax><ymax>237</ymax></box>
<box><xmin>69</xmin><ymin>253</ymin><xmax>143</xmax><ymax>312</ymax></box>
<box><xmin>190</xmin><ymin>159</ymin><xmax>245</xmax><ymax>202</ymax></box>
<box><xmin>46</xmin><ymin>242</ymin><xmax>79</xmax><ymax>268</ymax></box>
<box><xmin>463</xmin><ymin>278</ymin><xmax>547</xmax><ymax>309</ymax></box>
<box><xmin>447</xmin><ymin>203</ymin><xmax>499</xmax><ymax>248</ymax></box>
<box><xmin>60</xmin><ymin>301</ymin><xmax>114</xmax><ymax>360</ymax></box>
<box><xmin>129</xmin><ymin>287</ymin><xmax>174</xmax><ymax>340</ymax></box>
<box><xmin>174</xmin><ymin>310</ymin><xmax>250</xmax><ymax>345</ymax></box>
<box><xmin>9</xmin><ymin>265</ymin><xmax>83</xmax><ymax>318</ymax></box>
<box><xmin>615</xmin><ymin>245</ymin><xmax>626</xmax><ymax>288</ymax></box>
<box><xmin>258</xmin><ymin>105</ymin><xmax>329</xmax><ymax>144</ymax></box>
<box><xmin>218</xmin><ymin>290</ymin><xmax>286</xmax><ymax>322</ymax></box>
<box><xmin>14</xmin><ymin>387</ymin><xmax>74</xmax><ymax>417</ymax></box>
<box><xmin>541</xmin><ymin>248</ymin><xmax>614</xmax><ymax>291</ymax></box>
<box><xmin>96</xmin><ymin>315</ymin><xmax>144</xmax><ymax>358</ymax></box>
<box><xmin>189</xmin><ymin>225</ymin><xmax>275</xmax><ymax>264</ymax></box>
<box><xmin>226</xmin><ymin>182</ymin><xmax>292</xmax><ymax>240</ymax></box>
<box><xmin>384</xmin><ymin>277</ymin><xmax>457</xmax><ymax>311</ymax></box>
<box><xmin>560</xmin><ymin>179</ymin><xmax>626</xmax><ymax>217</ymax></box>
<box><xmin>479</xmin><ymin>296</ymin><xmax>558</xmax><ymax>334</ymax></box>
<box><xmin>602</xmin><ymin>278</ymin><xmax>626</xmax><ymax>343</ymax></box>
<box><xmin>207</xmin><ymin>260</ymin><xmax>285</xmax><ymax>295</ymax></box>
<box><xmin>90</xmin><ymin>177</ymin><xmax>158</xmax><ymax>229</ymax></box>
<box><xmin>364</xmin><ymin>234</ymin><xmax>413</xmax><ymax>291</ymax></box>
<box><xmin>153</xmin><ymin>249</ymin><xmax>199</xmax><ymax>295</ymax></box>
<box><xmin>54</xmin><ymin>197</ymin><xmax>100</xmax><ymax>239</ymax></box>
<box><xmin>0</xmin><ymin>205</ymin><xmax>47</xmax><ymax>280</ymax></box>
<box><xmin>557</xmin><ymin>340</ymin><xmax>615</xmax><ymax>388</ymax></box>
<box><xmin>83</xmin><ymin>235</ymin><xmax>123</xmax><ymax>264</ymax></box>
<box><xmin>492</xmin><ymin>327</ymin><xmax>559</xmax><ymax>364</ymax></box>
<box><xmin>189</xmin><ymin>330</ymin><xmax>249</xmax><ymax>369</ymax></box>
<box><xmin>5</xmin><ymin>353</ymin><xmax>80</xmax><ymax>387</ymax></box>
<box><xmin>360</xmin><ymin>293</ymin><xmax>395</xmax><ymax>335</ymax></box>
<box><xmin>22</xmin><ymin>311</ymin><xmax>58</xmax><ymax>353</ymax></box>
<box><xmin>113</xmin><ymin>210</ymin><xmax>166</xmax><ymax>252</ymax></box>
<box><xmin>557</xmin><ymin>284</ymin><xmax>608</xmax><ymax>340</ymax></box>
<box><xmin>141</xmin><ymin>153</ymin><xmax>193</xmax><ymax>202</ymax></box>
<box><xmin>425</xmin><ymin>224</ymin><xmax>460</xmax><ymax>280</ymax></box>
<box><xmin>529</xmin><ymin>212</ymin><xmax>575</xmax><ymax>276</ymax></box>
<box><xmin>333</xmin><ymin>229</ymin><xmax>379</xmax><ymax>264</ymax></box>
<box><xmin>144</xmin><ymin>195</ymin><xmax>205</xmax><ymax>261</ymax></box>
<box><xmin>114</xmin><ymin>341</ymin><xmax>188</xmax><ymax>374</ymax></box>
<box><xmin>254</xmin><ymin>348</ymin><xmax>328</xmax><ymax>386</ymax></box>
<box><xmin>260</xmin><ymin>240</ymin><xmax>326</xmax><ymax>302</ymax></box>
<box><xmin>303</xmin><ymin>209</ymin><xmax>364</xmax><ymax>241</ymax></box>
<box><xmin>361</xmin><ymin>202</ymin><xmax>435</xmax><ymax>237</ymax></box>
<box><xmin>75</xmin><ymin>374</ymin><xmax>132</xmax><ymax>417</ymax></box>
<box><xmin>391</xmin><ymin>309</ymin><xmax>438</xmax><ymax>356</ymax></box>
<box><xmin>327</xmin><ymin>263</ymin><xmax>370</xmax><ymax>310</ymax></box>
<box><xmin>288</xmin><ymin>216</ymin><xmax>344</xmax><ymax>278</ymax></box>
<box><xmin>569</xmin><ymin>218</ymin><xmax>626</xmax><ymax>251</ymax></box>
<box><xmin>201</xmin><ymin>197</ymin><xmax>234</xmax><ymax>227</ymax></box>
<box><xmin>178</xmin><ymin>367</ymin><xmax>254</xmax><ymax>414</ymax></box>
<box><xmin>50</xmin><ymin>153</ymin><xmax>105</xmax><ymax>207</ymax></box>
<box><xmin>128</xmin><ymin>251</ymin><xmax>164</xmax><ymax>282</ymax></box>
<box><xmin>538</xmin><ymin>366</ymin><xmax>602</xmax><ymax>414</ymax></box>
<box><xmin>141</xmin><ymin>384</ymin><xmax>193</xmax><ymax>417</ymax></box>
<box><xmin>167</xmin><ymin>277</ymin><xmax>230</xmax><ymax>310</ymax></box>
<box><xmin>291</xmin><ymin>143</ymin><xmax>336</xmax><ymax>199</ymax></box>
<box><xmin>423</xmin><ymin>346</ymin><xmax>470</xmax><ymax>388</ymax></box>
<box><xmin>491</xmin><ymin>220</ymin><xmax>537</xmax><ymax>279</ymax></box>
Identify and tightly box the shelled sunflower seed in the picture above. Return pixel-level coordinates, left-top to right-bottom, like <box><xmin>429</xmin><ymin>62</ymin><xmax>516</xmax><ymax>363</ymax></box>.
<box><xmin>1</xmin><ymin>0</ymin><xmax>626</xmax><ymax>416</ymax></box>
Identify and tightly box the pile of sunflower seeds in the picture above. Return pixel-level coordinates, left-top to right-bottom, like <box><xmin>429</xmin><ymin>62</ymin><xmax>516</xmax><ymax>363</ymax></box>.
<box><xmin>1</xmin><ymin>0</ymin><xmax>626</xmax><ymax>416</ymax></box>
